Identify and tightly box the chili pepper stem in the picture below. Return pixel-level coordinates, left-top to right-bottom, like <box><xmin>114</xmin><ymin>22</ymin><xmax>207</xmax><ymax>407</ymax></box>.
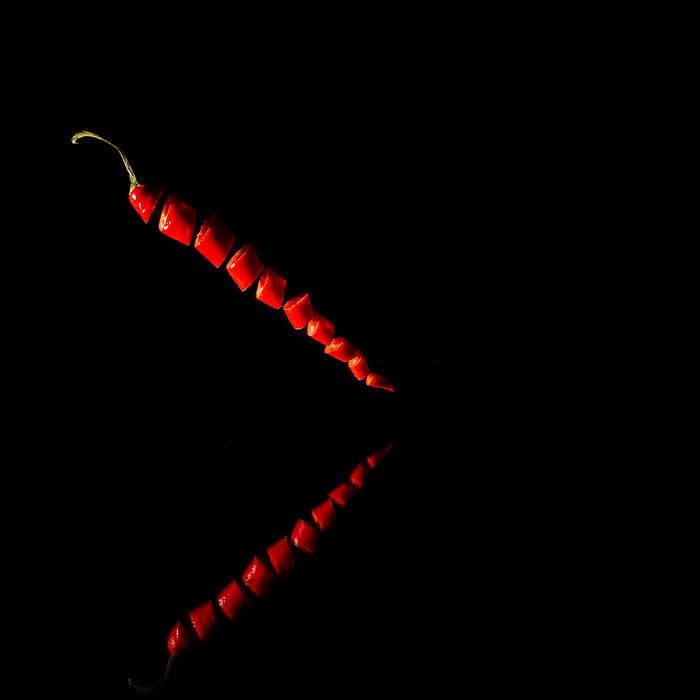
<box><xmin>71</xmin><ymin>130</ymin><xmax>140</xmax><ymax>192</ymax></box>
<box><xmin>128</xmin><ymin>654</ymin><xmax>176</xmax><ymax>696</ymax></box>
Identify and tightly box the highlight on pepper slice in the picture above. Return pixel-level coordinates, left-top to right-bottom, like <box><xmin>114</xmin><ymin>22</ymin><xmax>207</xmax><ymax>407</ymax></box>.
<box><xmin>256</xmin><ymin>267</ymin><xmax>287</xmax><ymax>309</ymax></box>
<box><xmin>168</xmin><ymin>620</ymin><xmax>197</xmax><ymax>656</ymax></box>
<box><xmin>217</xmin><ymin>579</ymin><xmax>251</xmax><ymax>622</ymax></box>
<box><xmin>291</xmin><ymin>519</ymin><xmax>320</xmax><ymax>555</ymax></box>
<box><xmin>195</xmin><ymin>214</ymin><xmax>236</xmax><ymax>267</ymax></box>
<box><xmin>348</xmin><ymin>352</ymin><xmax>370</xmax><ymax>380</ymax></box>
<box><xmin>226</xmin><ymin>242</ymin><xmax>265</xmax><ymax>291</ymax></box>
<box><xmin>159</xmin><ymin>193</ymin><xmax>197</xmax><ymax>245</ymax></box>
<box><xmin>267</xmin><ymin>536</ymin><xmax>296</xmax><ymax>576</ymax></box>
<box><xmin>189</xmin><ymin>600</ymin><xmax>219</xmax><ymax>642</ymax></box>
<box><xmin>349</xmin><ymin>462</ymin><xmax>371</xmax><ymax>488</ymax></box>
<box><xmin>129</xmin><ymin>183</ymin><xmax>164</xmax><ymax>223</ymax></box>
<box><xmin>311</xmin><ymin>499</ymin><xmax>336</xmax><ymax>531</ymax></box>
<box><xmin>241</xmin><ymin>555</ymin><xmax>277</xmax><ymax>598</ymax></box>
<box><xmin>366</xmin><ymin>372</ymin><xmax>395</xmax><ymax>392</ymax></box>
<box><xmin>328</xmin><ymin>482</ymin><xmax>360</xmax><ymax>508</ymax></box>
<box><xmin>325</xmin><ymin>337</ymin><xmax>358</xmax><ymax>362</ymax></box>
<box><xmin>307</xmin><ymin>311</ymin><xmax>335</xmax><ymax>345</ymax></box>
<box><xmin>283</xmin><ymin>292</ymin><xmax>314</xmax><ymax>329</ymax></box>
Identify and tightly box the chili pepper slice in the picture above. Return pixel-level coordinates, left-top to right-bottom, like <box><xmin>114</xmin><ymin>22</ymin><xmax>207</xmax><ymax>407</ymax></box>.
<box><xmin>348</xmin><ymin>352</ymin><xmax>370</xmax><ymax>380</ymax></box>
<box><xmin>188</xmin><ymin>600</ymin><xmax>219</xmax><ymax>642</ymax></box>
<box><xmin>256</xmin><ymin>267</ymin><xmax>287</xmax><ymax>309</ymax></box>
<box><xmin>328</xmin><ymin>482</ymin><xmax>360</xmax><ymax>508</ymax></box>
<box><xmin>194</xmin><ymin>214</ymin><xmax>236</xmax><ymax>268</ymax></box>
<box><xmin>159</xmin><ymin>193</ymin><xmax>197</xmax><ymax>246</ymax></box>
<box><xmin>129</xmin><ymin>183</ymin><xmax>164</xmax><ymax>223</ymax></box>
<box><xmin>324</xmin><ymin>337</ymin><xmax>358</xmax><ymax>362</ymax></box>
<box><xmin>311</xmin><ymin>499</ymin><xmax>336</xmax><ymax>531</ymax></box>
<box><xmin>267</xmin><ymin>536</ymin><xmax>296</xmax><ymax>576</ymax></box>
<box><xmin>291</xmin><ymin>519</ymin><xmax>320</xmax><ymax>555</ymax></box>
<box><xmin>366</xmin><ymin>372</ymin><xmax>395</xmax><ymax>392</ymax></box>
<box><xmin>226</xmin><ymin>243</ymin><xmax>264</xmax><ymax>291</ymax></box>
<box><xmin>283</xmin><ymin>292</ymin><xmax>314</xmax><ymax>329</ymax></box>
<box><xmin>307</xmin><ymin>311</ymin><xmax>335</xmax><ymax>345</ymax></box>
<box><xmin>367</xmin><ymin>442</ymin><xmax>394</xmax><ymax>468</ymax></box>
<box><xmin>168</xmin><ymin>620</ymin><xmax>197</xmax><ymax>656</ymax></box>
<box><xmin>217</xmin><ymin>579</ymin><xmax>251</xmax><ymax>623</ymax></box>
<box><xmin>349</xmin><ymin>462</ymin><xmax>371</xmax><ymax>488</ymax></box>
<box><xmin>242</xmin><ymin>555</ymin><xmax>276</xmax><ymax>598</ymax></box>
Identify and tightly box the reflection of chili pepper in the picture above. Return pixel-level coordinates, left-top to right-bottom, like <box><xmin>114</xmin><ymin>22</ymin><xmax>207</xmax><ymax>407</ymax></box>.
<box><xmin>366</xmin><ymin>372</ymin><xmax>395</xmax><ymax>392</ymax></box>
<box><xmin>242</xmin><ymin>555</ymin><xmax>276</xmax><ymax>598</ymax></box>
<box><xmin>195</xmin><ymin>215</ymin><xmax>236</xmax><ymax>267</ymax></box>
<box><xmin>291</xmin><ymin>519</ymin><xmax>320</xmax><ymax>555</ymax></box>
<box><xmin>159</xmin><ymin>193</ymin><xmax>197</xmax><ymax>245</ymax></box>
<box><xmin>307</xmin><ymin>311</ymin><xmax>335</xmax><ymax>345</ymax></box>
<box><xmin>283</xmin><ymin>292</ymin><xmax>314</xmax><ymax>329</ymax></box>
<box><xmin>348</xmin><ymin>352</ymin><xmax>370</xmax><ymax>380</ymax></box>
<box><xmin>267</xmin><ymin>536</ymin><xmax>296</xmax><ymax>576</ymax></box>
<box><xmin>256</xmin><ymin>268</ymin><xmax>287</xmax><ymax>309</ymax></box>
<box><xmin>311</xmin><ymin>499</ymin><xmax>336</xmax><ymax>531</ymax></box>
<box><xmin>226</xmin><ymin>243</ymin><xmax>264</xmax><ymax>291</ymax></box>
<box><xmin>325</xmin><ymin>337</ymin><xmax>358</xmax><ymax>362</ymax></box>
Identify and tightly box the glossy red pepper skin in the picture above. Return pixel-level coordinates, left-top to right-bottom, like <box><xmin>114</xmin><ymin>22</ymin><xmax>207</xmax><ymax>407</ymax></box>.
<box><xmin>366</xmin><ymin>372</ymin><xmax>395</xmax><ymax>392</ymax></box>
<box><xmin>283</xmin><ymin>293</ymin><xmax>314</xmax><ymax>330</ymax></box>
<box><xmin>328</xmin><ymin>482</ymin><xmax>360</xmax><ymax>508</ymax></box>
<box><xmin>256</xmin><ymin>267</ymin><xmax>287</xmax><ymax>309</ymax></box>
<box><xmin>168</xmin><ymin>620</ymin><xmax>197</xmax><ymax>656</ymax></box>
<box><xmin>217</xmin><ymin>579</ymin><xmax>250</xmax><ymax>622</ymax></box>
<box><xmin>307</xmin><ymin>311</ymin><xmax>335</xmax><ymax>345</ymax></box>
<box><xmin>242</xmin><ymin>555</ymin><xmax>276</xmax><ymax>598</ymax></box>
<box><xmin>189</xmin><ymin>600</ymin><xmax>219</xmax><ymax>642</ymax></box>
<box><xmin>129</xmin><ymin>183</ymin><xmax>164</xmax><ymax>223</ymax></box>
<box><xmin>324</xmin><ymin>337</ymin><xmax>358</xmax><ymax>362</ymax></box>
<box><xmin>267</xmin><ymin>536</ymin><xmax>296</xmax><ymax>576</ymax></box>
<box><xmin>367</xmin><ymin>442</ymin><xmax>394</xmax><ymax>468</ymax></box>
<box><xmin>348</xmin><ymin>352</ymin><xmax>370</xmax><ymax>380</ymax></box>
<box><xmin>311</xmin><ymin>499</ymin><xmax>336</xmax><ymax>531</ymax></box>
<box><xmin>291</xmin><ymin>519</ymin><xmax>320</xmax><ymax>555</ymax></box>
<box><xmin>226</xmin><ymin>243</ymin><xmax>264</xmax><ymax>291</ymax></box>
<box><xmin>194</xmin><ymin>215</ymin><xmax>236</xmax><ymax>267</ymax></box>
<box><xmin>349</xmin><ymin>462</ymin><xmax>371</xmax><ymax>488</ymax></box>
<box><xmin>159</xmin><ymin>193</ymin><xmax>197</xmax><ymax>245</ymax></box>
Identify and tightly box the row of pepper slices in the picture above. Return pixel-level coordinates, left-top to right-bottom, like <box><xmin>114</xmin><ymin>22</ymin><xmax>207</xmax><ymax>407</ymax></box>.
<box><xmin>130</xmin><ymin>182</ymin><xmax>394</xmax><ymax>392</ymax></box>
<box><xmin>166</xmin><ymin>441</ymin><xmax>394</xmax><ymax>657</ymax></box>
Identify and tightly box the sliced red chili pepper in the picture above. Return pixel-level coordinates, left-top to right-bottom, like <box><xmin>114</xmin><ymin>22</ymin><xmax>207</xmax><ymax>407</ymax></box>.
<box><xmin>283</xmin><ymin>292</ymin><xmax>314</xmax><ymax>329</ymax></box>
<box><xmin>167</xmin><ymin>620</ymin><xmax>197</xmax><ymax>656</ymax></box>
<box><xmin>256</xmin><ymin>267</ymin><xmax>287</xmax><ymax>309</ymax></box>
<box><xmin>307</xmin><ymin>311</ymin><xmax>335</xmax><ymax>345</ymax></box>
<box><xmin>226</xmin><ymin>243</ymin><xmax>264</xmax><ymax>291</ymax></box>
<box><xmin>217</xmin><ymin>579</ymin><xmax>251</xmax><ymax>623</ymax></box>
<box><xmin>159</xmin><ymin>193</ymin><xmax>197</xmax><ymax>246</ymax></box>
<box><xmin>366</xmin><ymin>372</ymin><xmax>395</xmax><ymax>392</ymax></box>
<box><xmin>348</xmin><ymin>352</ymin><xmax>370</xmax><ymax>380</ymax></box>
<box><xmin>188</xmin><ymin>600</ymin><xmax>219</xmax><ymax>642</ymax></box>
<box><xmin>328</xmin><ymin>482</ymin><xmax>360</xmax><ymax>508</ymax></box>
<box><xmin>194</xmin><ymin>214</ymin><xmax>236</xmax><ymax>268</ymax></box>
<box><xmin>367</xmin><ymin>442</ymin><xmax>394</xmax><ymax>468</ymax></box>
<box><xmin>267</xmin><ymin>536</ymin><xmax>296</xmax><ymax>576</ymax></box>
<box><xmin>311</xmin><ymin>499</ymin><xmax>336</xmax><ymax>531</ymax></box>
<box><xmin>129</xmin><ymin>183</ymin><xmax>164</xmax><ymax>223</ymax></box>
<box><xmin>324</xmin><ymin>337</ymin><xmax>358</xmax><ymax>362</ymax></box>
<box><xmin>291</xmin><ymin>519</ymin><xmax>320</xmax><ymax>555</ymax></box>
<box><xmin>242</xmin><ymin>555</ymin><xmax>276</xmax><ymax>598</ymax></box>
<box><xmin>349</xmin><ymin>462</ymin><xmax>371</xmax><ymax>488</ymax></box>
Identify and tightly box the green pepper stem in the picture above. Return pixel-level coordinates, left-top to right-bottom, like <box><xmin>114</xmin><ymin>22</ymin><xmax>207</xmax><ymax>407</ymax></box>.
<box><xmin>71</xmin><ymin>130</ymin><xmax>140</xmax><ymax>192</ymax></box>
<box><xmin>128</xmin><ymin>654</ymin><xmax>176</xmax><ymax>695</ymax></box>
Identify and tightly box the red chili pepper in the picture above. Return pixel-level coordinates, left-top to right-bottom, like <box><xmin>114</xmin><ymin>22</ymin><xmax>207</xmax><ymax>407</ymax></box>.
<box><xmin>256</xmin><ymin>267</ymin><xmax>287</xmax><ymax>309</ymax></box>
<box><xmin>324</xmin><ymin>337</ymin><xmax>358</xmax><ymax>362</ymax></box>
<box><xmin>241</xmin><ymin>555</ymin><xmax>276</xmax><ymax>598</ymax></box>
<box><xmin>366</xmin><ymin>372</ymin><xmax>395</xmax><ymax>392</ymax></box>
<box><xmin>267</xmin><ymin>536</ymin><xmax>296</xmax><ymax>576</ymax></box>
<box><xmin>290</xmin><ymin>519</ymin><xmax>320</xmax><ymax>555</ymax></box>
<box><xmin>307</xmin><ymin>311</ymin><xmax>335</xmax><ymax>345</ymax></box>
<box><xmin>349</xmin><ymin>462</ymin><xmax>371</xmax><ymax>488</ymax></box>
<box><xmin>195</xmin><ymin>214</ymin><xmax>236</xmax><ymax>268</ymax></box>
<box><xmin>283</xmin><ymin>292</ymin><xmax>314</xmax><ymax>330</ymax></box>
<box><xmin>311</xmin><ymin>499</ymin><xmax>336</xmax><ymax>531</ymax></box>
<box><xmin>328</xmin><ymin>482</ymin><xmax>360</xmax><ymax>508</ymax></box>
<box><xmin>188</xmin><ymin>600</ymin><xmax>219</xmax><ymax>642</ymax></box>
<box><xmin>367</xmin><ymin>442</ymin><xmax>394</xmax><ymax>468</ymax></box>
<box><xmin>167</xmin><ymin>620</ymin><xmax>197</xmax><ymax>657</ymax></box>
<box><xmin>226</xmin><ymin>242</ymin><xmax>264</xmax><ymax>291</ymax></box>
<box><xmin>217</xmin><ymin>579</ymin><xmax>251</xmax><ymax>623</ymax></box>
<box><xmin>159</xmin><ymin>193</ymin><xmax>197</xmax><ymax>246</ymax></box>
<box><xmin>129</xmin><ymin>183</ymin><xmax>164</xmax><ymax>223</ymax></box>
<box><xmin>348</xmin><ymin>352</ymin><xmax>370</xmax><ymax>380</ymax></box>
